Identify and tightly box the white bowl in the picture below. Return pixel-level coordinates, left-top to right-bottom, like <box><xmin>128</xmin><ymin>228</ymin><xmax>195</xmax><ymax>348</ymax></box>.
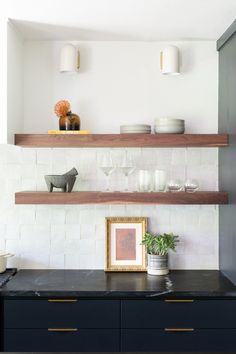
<box><xmin>154</xmin><ymin>125</ymin><xmax>185</xmax><ymax>134</ymax></box>
<box><xmin>121</xmin><ymin>130</ymin><xmax>151</xmax><ymax>134</ymax></box>
<box><xmin>120</xmin><ymin>125</ymin><xmax>151</xmax><ymax>134</ymax></box>
<box><xmin>121</xmin><ymin>128</ymin><xmax>151</xmax><ymax>131</ymax></box>
<box><xmin>120</xmin><ymin>124</ymin><xmax>151</xmax><ymax>130</ymax></box>
<box><xmin>121</xmin><ymin>131</ymin><xmax>151</xmax><ymax>133</ymax></box>
<box><xmin>155</xmin><ymin>122</ymin><xmax>185</xmax><ymax>127</ymax></box>
<box><xmin>155</xmin><ymin>118</ymin><xmax>185</xmax><ymax>125</ymax></box>
<box><xmin>154</xmin><ymin>125</ymin><xmax>184</xmax><ymax>131</ymax></box>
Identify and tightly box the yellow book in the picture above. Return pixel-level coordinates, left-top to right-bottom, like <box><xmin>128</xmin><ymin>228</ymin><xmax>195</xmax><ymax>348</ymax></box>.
<box><xmin>48</xmin><ymin>130</ymin><xmax>91</xmax><ymax>135</ymax></box>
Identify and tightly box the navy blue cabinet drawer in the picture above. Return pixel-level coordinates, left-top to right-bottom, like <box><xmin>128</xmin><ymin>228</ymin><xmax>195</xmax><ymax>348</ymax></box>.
<box><xmin>122</xmin><ymin>300</ymin><xmax>236</xmax><ymax>328</ymax></box>
<box><xmin>4</xmin><ymin>329</ymin><xmax>119</xmax><ymax>352</ymax></box>
<box><xmin>122</xmin><ymin>329</ymin><xmax>236</xmax><ymax>352</ymax></box>
<box><xmin>4</xmin><ymin>299</ymin><xmax>120</xmax><ymax>329</ymax></box>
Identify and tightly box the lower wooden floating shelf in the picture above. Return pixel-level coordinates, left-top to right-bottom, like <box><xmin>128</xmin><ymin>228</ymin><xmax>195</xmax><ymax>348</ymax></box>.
<box><xmin>15</xmin><ymin>191</ymin><xmax>228</xmax><ymax>205</ymax></box>
<box><xmin>14</xmin><ymin>133</ymin><xmax>228</xmax><ymax>148</ymax></box>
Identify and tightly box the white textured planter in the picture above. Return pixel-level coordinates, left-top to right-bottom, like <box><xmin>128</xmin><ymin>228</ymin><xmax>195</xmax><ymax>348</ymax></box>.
<box><xmin>0</xmin><ymin>253</ymin><xmax>14</xmax><ymax>273</ymax></box>
<box><xmin>147</xmin><ymin>254</ymin><xmax>169</xmax><ymax>276</ymax></box>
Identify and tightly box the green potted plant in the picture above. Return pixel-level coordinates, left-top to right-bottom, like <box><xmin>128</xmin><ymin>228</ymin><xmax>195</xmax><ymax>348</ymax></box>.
<box><xmin>141</xmin><ymin>232</ymin><xmax>179</xmax><ymax>275</ymax></box>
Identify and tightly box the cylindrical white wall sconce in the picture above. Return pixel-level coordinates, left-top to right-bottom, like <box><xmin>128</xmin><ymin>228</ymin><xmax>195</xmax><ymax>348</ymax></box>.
<box><xmin>60</xmin><ymin>43</ymin><xmax>80</xmax><ymax>73</ymax></box>
<box><xmin>160</xmin><ymin>45</ymin><xmax>180</xmax><ymax>75</ymax></box>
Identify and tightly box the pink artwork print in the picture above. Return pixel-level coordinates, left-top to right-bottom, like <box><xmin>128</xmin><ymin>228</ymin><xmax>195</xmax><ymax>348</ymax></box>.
<box><xmin>116</xmin><ymin>228</ymin><xmax>136</xmax><ymax>260</ymax></box>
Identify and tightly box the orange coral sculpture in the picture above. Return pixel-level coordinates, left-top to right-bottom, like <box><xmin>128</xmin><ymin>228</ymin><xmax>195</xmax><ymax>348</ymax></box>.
<box><xmin>54</xmin><ymin>100</ymin><xmax>71</xmax><ymax>118</ymax></box>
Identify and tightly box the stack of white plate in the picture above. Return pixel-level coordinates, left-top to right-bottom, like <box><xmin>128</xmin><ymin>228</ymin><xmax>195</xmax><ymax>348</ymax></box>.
<box><xmin>120</xmin><ymin>124</ymin><xmax>151</xmax><ymax>134</ymax></box>
<box><xmin>154</xmin><ymin>118</ymin><xmax>185</xmax><ymax>134</ymax></box>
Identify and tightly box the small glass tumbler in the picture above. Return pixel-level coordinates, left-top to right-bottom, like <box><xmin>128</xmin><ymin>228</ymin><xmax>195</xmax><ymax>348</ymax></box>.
<box><xmin>184</xmin><ymin>179</ymin><xmax>199</xmax><ymax>193</ymax></box>
<box><xmin>139</xmin><ymin>170</ymin><xmax>152</xmax><ymax>192</ymax></box>
<box><xmin>167</xmin><ymin>179</ymin><xmax>183</xmax><ymax>192</ymax></box>
<box><xmin>154</xmin><ymin>170</ymin><xmax>166</xmax><ymax>192</ymax></box>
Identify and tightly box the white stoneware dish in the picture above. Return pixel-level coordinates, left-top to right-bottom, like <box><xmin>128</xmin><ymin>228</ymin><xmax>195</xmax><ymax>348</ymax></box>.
<box><xmin>155</xmin><ymin>118</ymin><xmax>185</xmax><ymax>125</ymax></box>
<box><xmin>155</xmin><ymin>125</ymin><xmax>185</xmax><ymax>134</ymax></box>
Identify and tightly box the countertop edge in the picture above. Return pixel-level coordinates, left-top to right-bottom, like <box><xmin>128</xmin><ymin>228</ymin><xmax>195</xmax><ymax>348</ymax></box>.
<box><xmin>2</xmin><ymin>269</ymin><xmax>236</xmax><ymax>298</ymax></box>
<box><xmin>2</xmin><ymin>291</ymin><xmax>236</xmax><ymax>298</ymax></box>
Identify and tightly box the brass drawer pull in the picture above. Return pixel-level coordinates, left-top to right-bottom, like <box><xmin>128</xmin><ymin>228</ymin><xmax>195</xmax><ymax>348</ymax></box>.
<box><xmin>164</xmin><ymin>299</ymin><xmax>194</xmax><ymax>303</ymax></box>
<box><xmin>165</xmin><ymin>328</ymin><xmax>194</xmax><ymax>332</ymax></box>
<box><xmin>48</xmin><ymin>299</ymin><xmax>78</xmax><ymax>303</ymax></box>
<box><xmin>48</xmin><ymin>328</ymin><xmax>78</xmax><ymax>332</ymax></box>
<box><xmin>160</xmin><ymin>51</ymin><xmax>163</xmax><ymax>70</ymax></box>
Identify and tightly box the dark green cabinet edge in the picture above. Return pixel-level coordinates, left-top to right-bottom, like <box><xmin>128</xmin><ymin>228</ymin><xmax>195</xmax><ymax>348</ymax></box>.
<box><xmin>217</xmin><ymin>19</ymin><xmax>236</xmax><ymax>51</ymax></box>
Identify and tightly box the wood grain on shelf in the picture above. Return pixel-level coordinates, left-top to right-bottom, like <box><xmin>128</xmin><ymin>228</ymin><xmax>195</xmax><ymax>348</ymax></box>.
<box><xmin>15</xmin><ymin>191</ymin><xmax>228</xmax><ymax>205</ymax></box>
<box><xmin>14</xmin><ymin>134</ymin><xmax>229</xmax><ymax>148</ymax></box>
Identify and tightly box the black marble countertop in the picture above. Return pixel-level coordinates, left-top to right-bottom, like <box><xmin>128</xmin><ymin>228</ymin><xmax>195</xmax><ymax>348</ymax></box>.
<box><xmin>1</xmin><ymin>269</ymin><xmax>236</xmax><ymax>298</ymax></box>
<box><xmin>0</xmin><ymin>269</ymin><xmax>17</xmax><ymax>287</ymax></box>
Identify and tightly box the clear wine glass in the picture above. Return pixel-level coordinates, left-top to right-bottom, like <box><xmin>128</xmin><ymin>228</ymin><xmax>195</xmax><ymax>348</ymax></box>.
<box><xmin>99</xmin><ymin>153</ymin><xmax>115</xmax><ymax>192</ymax></box>
<box><xmin>120</xmin><ymin>153</ymin><xmax>135</xmax><ymax>192</ymax></box>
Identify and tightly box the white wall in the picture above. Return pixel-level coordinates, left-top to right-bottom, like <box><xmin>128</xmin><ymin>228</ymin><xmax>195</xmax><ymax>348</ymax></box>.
<box><xmin>0</xmin><ymin>18</ymin><xmax>8</xmax><ymax>144</ymax></box>
<box><xmin>0</xmin><ymin>145</ymin><xmax>219</xmax><ymax>270</ymax></box>
<box><xmin>7</xmin><ymin>22</ymin><xmax>24</xmax><ymax>143</ymax></box>
<box><xmin>23</xmin><ymin>41</ymin><xmax>218</xmax><ymax>134</ymax></box>
<box><xmin>2</xmin><ymin>37</ymin><xmax>219</xmax><ymax>270</ymax></box>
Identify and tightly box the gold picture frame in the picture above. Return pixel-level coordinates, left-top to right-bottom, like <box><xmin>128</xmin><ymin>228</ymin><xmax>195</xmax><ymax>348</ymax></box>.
<box><xmin>105</xmin><ymin>217</ymin><xmax>147</xmax><ymax>272</ymax></box>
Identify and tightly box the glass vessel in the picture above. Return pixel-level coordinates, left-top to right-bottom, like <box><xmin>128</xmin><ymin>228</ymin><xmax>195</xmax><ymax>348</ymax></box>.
<box><xmin>167</xmin><ymin>179</ymin><xmax>183</xmax><ymax>192</ymax></box>
<box><xmin>59</xmin><ymin>112</ymin><xmax>80</xmax><ymax>130</ymax></box>
<box><xmin>184</xmin><ymin>179</ymin><xmax>199</xmax><ymax>193</ymax></box>
<box><xmin>59</xmin><ymin>115</ymin><xmax>71</xmax><ymax>130</ymax></box>
<box><xmin>139</xmin><ymin>170</ymin><xmax>152</xmax><ymax>192</ymax></box>
<box><xmin>99</xmin><ymin>153</ymin><xmax>115</xmax><ymax>192</ymax></box>
<box><xmin>120</xmin><ymin>153</ymin><xmax>135</xmax><ymax>191</ymax></box>
<box><xmin>68</xmin><ymin>112</ymin><xmax>80</xmax><ymax>130</ymax></box>
<box><xmin>154</xmin><ymin>170</ymin><xmax>166</xmax><ymax>192</ymax></box>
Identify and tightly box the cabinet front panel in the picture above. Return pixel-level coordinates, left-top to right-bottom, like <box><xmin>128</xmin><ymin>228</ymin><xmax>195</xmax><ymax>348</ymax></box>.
<box><xmin>4</xmin><ymin>329</ymin><xmax>120</xmax><ymax>352</ymax></box>
<box><xmin>4</xmin><ymin>299</ymin><xmax>120</xmax><ymax>329</ymax></box>
<box><xmin>122</xmin><ymin>329</ymin><xmax>236</xmax><ymax>352</ymax></box>
<box><xmin>122</xmin><ymin>300</ymin><xmax>236</xmax><ymax>328</ymax></box>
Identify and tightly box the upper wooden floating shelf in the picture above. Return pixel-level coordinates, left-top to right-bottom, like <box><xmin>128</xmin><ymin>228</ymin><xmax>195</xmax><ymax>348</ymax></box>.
<box><xmin>14</xmin><ymin>134</ymin><xmax>229</xmax><ymax>148</ymax></box>
<box><xmin>15</xmin><ymin>191</ymin><xmax>228</xmax><ymax>205</ymax></box>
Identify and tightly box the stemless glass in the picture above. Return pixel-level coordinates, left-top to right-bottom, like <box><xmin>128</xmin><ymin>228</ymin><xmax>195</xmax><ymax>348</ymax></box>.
<box><xmin>154</xmin><ymin>170</ymin><xmax>166</xmax><ymax>192</ymax></box>
<box><xmin>120</xmin><ymin>153</ymin><xmax>135</xmax><ymax>191</ymax></box>
<box><xmin>139</xmin><ymin>170</ymin><xmax>152</xmax><ymax>192</ymax></box>
<box><xmin>99</xmin><ymin>153</ymin><xmax>115</xmax><ymax>192</ymax></box>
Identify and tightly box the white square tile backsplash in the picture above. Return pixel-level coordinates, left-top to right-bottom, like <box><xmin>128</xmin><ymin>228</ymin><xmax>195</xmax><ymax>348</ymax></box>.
<box><xmin>0</xmin><ymin>145</ymin><xmax>219</xmax><ymax>270</ymax></box>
